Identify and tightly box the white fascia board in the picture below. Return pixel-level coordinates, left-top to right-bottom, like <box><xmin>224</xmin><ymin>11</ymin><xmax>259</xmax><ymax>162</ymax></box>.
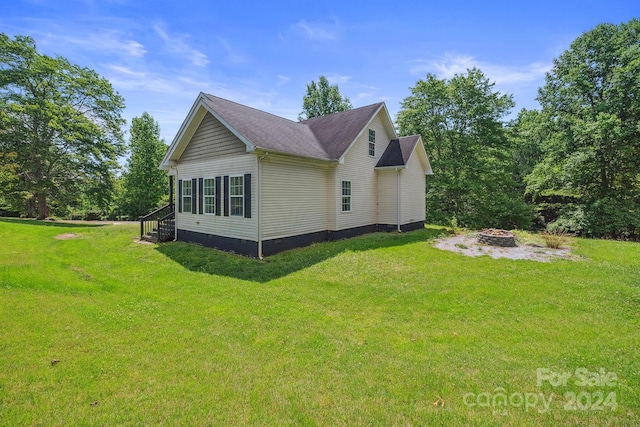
<box><xmin>400</xmin><ymin>135</ymin><xmax>433</xmax><ymax>175</ymax></box>
<box><xmin>375</xmin><ymin>165</ymin><xmax>407</xmax><ymax>171</ymax></box>
<box><xmin>254</xmin><ymin>148</ymin><xmax>336</xmax><ymax>166</ymax></box>
<box><xmin>160</xmin><ymin>93</ymin><xmax>206</xmax><ymax>168</ymax></box>
<box><xmin>201</xmin><ymin>102</ymin><xmax>256</xmax><ymax>153</ymax></box>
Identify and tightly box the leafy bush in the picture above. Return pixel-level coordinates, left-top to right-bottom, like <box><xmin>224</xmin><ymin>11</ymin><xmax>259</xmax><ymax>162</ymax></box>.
<box><xmin>584</xmin><ymin>197</ymin><xmax>640</xmax><ymax>240</ymax></box>
<box><xmin>82</xmin><ymin>211</ymin><xmax>102</xmax><ymax>221</ymax></box>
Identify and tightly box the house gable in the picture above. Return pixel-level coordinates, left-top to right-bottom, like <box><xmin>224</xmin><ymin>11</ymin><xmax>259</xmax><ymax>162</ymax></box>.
<box><xmin>161</xmin><ymin>95</ymin><xmax>256</xmax><ymax>170</ymax></box>
<box><xmin>179</xmin><ymin>112</ymin><xmax>247</xmax><ymax>163</ymax></box>
<box><xmin>333</xmin><ymin>104</ymin><xmax>397</xmax><ymax>164</ymax></box>
<box><xmin>376</xmin><ymin>135</ymin><xmax>433</xmax><ymax>175</ymax></box>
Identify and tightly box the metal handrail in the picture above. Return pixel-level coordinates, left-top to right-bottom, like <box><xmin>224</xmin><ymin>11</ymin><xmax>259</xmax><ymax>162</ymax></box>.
<box><xmin>139</xmin><ymin>204</ymin><xmax>174</xmax><ymax>240</ymax></box>
<box><xmin>157</xmin><ymin>211</ymin><xmax>176</xmax><ymax>241</ymax></box>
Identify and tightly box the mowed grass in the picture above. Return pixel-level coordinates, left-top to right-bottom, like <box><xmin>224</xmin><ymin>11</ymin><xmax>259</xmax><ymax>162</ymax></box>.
<box><xmin>0</xmin><ymin>219</ymin><xmax>639</xmax><ymax>426</ymax></box>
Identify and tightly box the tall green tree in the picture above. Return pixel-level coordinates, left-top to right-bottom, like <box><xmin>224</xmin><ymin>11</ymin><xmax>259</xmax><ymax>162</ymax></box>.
<box><xmin>397</xmin><ymin>68</ymin><xmax>535</xmax><ymax>229</ymax></box>
<box><xmin>529</xmin><ymin>19</ymin><xmax>640</xmax><ymax>238</ymax></box>
<box><xmin>0</xmin><ymin>34</ymin><xmax>125</xmax><ymax>219</ymax></box>
<box><xmin>118</xmin><ymin>112</ymin><xmax>168</xmax><ymax>219</ymax></box>
<box><xmin>508</xmin><ymin>109</ymin><xmax>546</xmax><ymax>187</ymax></box>
<box><xmin>298</xmin><ymin>75</ymin><xmax>352</xmax><ymax>120</ymax></box>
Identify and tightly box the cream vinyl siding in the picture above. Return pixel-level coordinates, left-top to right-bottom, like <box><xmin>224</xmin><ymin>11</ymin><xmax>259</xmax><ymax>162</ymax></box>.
<box><xmin>326</xmin><ymin>168</ymin><xmax>337</xmax><ymax>230</ymax></box>
<box><xmin>401</xmin><ymin>153</ymin><xmax>426</xmax><ymax>224</ymax></box>
<box><xmin>261</xmin><ymin>155</ymin><xmax>330</xmax><ymax>239</ymax></box>
<box><xmin>334</xmin><ymin>113</ymin><xmax>391</xmax><ymax>230</ymax></box>
<box><xmin>176</xmin><ymin>155</ymin><xmax>257</xmax><ymax>240</ymax></box>
<box><xmin>376</xmin><ymin>170</ymin><xmax>398</xmax><ymax>225</ymax></box>
<box><xmin>179</xmin><ymin>112</ymin><xmax>246</xmax><ymax>163</ymax></box>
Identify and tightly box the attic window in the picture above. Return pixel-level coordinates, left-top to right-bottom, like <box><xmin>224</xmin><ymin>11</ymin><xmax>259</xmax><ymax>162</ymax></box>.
<box><xmin>368</xmin><ymin>129</ymin><xmax>375</xmax><ymax>156</ymax></box>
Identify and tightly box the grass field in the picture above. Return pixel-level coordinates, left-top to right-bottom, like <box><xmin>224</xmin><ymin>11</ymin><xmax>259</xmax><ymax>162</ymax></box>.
<box><xmin>0</xmin><ymin>219</ymin><xmax>639</xmax><ymax>426</ymax></box>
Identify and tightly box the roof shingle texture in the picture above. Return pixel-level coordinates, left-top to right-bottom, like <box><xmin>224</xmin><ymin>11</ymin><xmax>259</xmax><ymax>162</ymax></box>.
<box><xmin>376</xmin><ymin>136</ymin><xmax>421</xmax><ymax>168</ymax></box>
<box><xmin>201</xmin><ymin>93</ymin><xmax>383</xmax><ymax>161</ymax></box>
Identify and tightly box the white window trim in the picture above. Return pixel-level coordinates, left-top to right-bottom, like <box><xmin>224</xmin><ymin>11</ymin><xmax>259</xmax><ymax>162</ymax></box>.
<box><xmin>203</xmin><ymin>177</ymin><xmax>216</xmax><ymax>215</ymax></box>
<box><xmin>182</xmin><ymin>179</ymin><xmax>192</xmax><ymax>213</ymax></box>
<box><xmin>368</xmin><ymin>129</ymin><xmax>375</xmax><ymax>157</ymax></box>
<box><xmin>229</xmin><ymin>174</ymin><xmax>244</xmax><ymax>217</ymax></box>
<box><xmin>341</xmin><ymin>180</ymin><xmax>352</xmax><ymax>213</ymax></box>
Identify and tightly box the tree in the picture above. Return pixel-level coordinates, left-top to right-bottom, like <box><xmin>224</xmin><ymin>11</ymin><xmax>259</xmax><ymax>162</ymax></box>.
<box><xmin>508</xmin><ymin>109</ymin><xmax>546</xmax><ymax>187</ymax></box>
<box><xmin>117</xmin><ymin>113</ymin><xmax>168</xmax><ymax>219</ymax></box>
<box><xmin>397</xmin><ymin>68</ymin><xmax>535</xmax><ymax>229</ymax></box>
<box><xmin>0</xmin><ymin>34</ymin><xmax>125</xmax><ymax>219</ymax></box>
<box><xmin>298</xmin><ymin>76</ymin><xmax>352</xmax><ymax>120</ymax></box>
<box><xmin>529</xmin><ymin>19</ymin><xmax>640</xmax><ymax>238</ymax></box>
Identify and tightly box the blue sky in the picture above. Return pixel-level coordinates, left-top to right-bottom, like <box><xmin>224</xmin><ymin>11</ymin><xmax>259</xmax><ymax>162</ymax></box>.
<box><xmin>2</xmin><ymin>0</ymin><xmax>639</xmax><ymax>143</ymax></box>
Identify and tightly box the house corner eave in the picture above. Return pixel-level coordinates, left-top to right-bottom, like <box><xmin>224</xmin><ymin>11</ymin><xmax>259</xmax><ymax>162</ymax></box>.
<box><xmin>159</xmin><ymin>160</ymin><xmax>177</xmax><ymax>171</ymax></box>
<box><xmin>414</xmin><ymin>135</ymin><xmax>433</xmax><ymax>175</ymax></box>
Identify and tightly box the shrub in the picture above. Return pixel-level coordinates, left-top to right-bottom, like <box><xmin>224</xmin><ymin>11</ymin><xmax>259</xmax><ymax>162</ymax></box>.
<box><xmin>540</xmin><ymin>228</ymin><xmax>571</xmax><ymax>249</ymax></box>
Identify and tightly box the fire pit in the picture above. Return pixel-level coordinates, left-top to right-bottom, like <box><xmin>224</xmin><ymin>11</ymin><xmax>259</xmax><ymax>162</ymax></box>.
<box><xmin>477</xmin><ymin>228</ymin><xmax>516</xmax><ymax>247</ymax></box>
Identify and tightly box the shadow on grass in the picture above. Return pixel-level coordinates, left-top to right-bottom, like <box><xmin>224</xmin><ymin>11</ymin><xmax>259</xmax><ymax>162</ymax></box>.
<box><xmin>0</xmin><ymin>218</ymin><xmax>106</xmax><ymax>228</ymax></box>
<box><xmin>155</xmin><ymin>227</ymin><xmax>448</xmax><ymax>282</ymax></box>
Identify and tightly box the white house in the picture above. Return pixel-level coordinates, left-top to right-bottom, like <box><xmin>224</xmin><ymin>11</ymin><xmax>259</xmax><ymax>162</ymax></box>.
<box><xmin>158</xmin><ymin>93</ymin><xmax>432</xmax><ymax>257</ymax></box>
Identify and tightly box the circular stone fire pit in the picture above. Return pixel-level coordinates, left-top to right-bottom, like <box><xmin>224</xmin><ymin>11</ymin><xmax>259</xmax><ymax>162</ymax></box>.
<box><xmin>477</xmin><ymin>229</ymin><xmax>516</xmax><ymax>247</ymax></box>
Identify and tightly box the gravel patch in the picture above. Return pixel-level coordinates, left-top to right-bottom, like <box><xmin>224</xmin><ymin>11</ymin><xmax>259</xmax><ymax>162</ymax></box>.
<box><xmin>434</xmin><ymin>233</ymin><xmax>574</xmax><ymax>262</ymax></box>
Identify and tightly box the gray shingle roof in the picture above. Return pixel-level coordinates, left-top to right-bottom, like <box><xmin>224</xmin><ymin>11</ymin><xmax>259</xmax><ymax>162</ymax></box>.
<box><xmin>200</xmin><ymin>93</ymin><xmax>384</xmax><ymax>161</ymax></box>
<box><xmin>376</xmin><ymin>135</ymin><xmax>421</xmax><ymax>168</ymax></box>
<box><xmin>300</xmin><ymin>103</ymin><xmax>384</xmax><ymax>160</ymax></box>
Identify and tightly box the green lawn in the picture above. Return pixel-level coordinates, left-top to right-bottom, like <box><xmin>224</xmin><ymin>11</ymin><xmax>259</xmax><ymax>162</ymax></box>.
<box><xmin>1</xmin><ymin>219</ymin><xmax>638</xmax><ymax>426</ymax></box>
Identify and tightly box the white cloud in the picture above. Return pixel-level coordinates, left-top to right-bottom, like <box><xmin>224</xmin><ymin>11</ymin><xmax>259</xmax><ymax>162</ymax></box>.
<box><xmin>217</xmin><ymin>37</ymin><xmax>246</xmax><ymax>64</ymax></box>
<box><xmin>277</xmin><ymin>75</ymin><xmax>291</xmax><ymax>85</ymax></box>
<box><xmin>153</xmin><ymin>24</ymin><xmax>209</xmax><ymax>67</ymax></box>
<box><xmin>104</xmin><ymin>64</ymin><xmax>200</xmax><ymax>94</ymax></box>
<box><xmin>409</xmin><ymin>53</ymin><xmax>551</xmax><ymax>86</ymax></box>
<box><xmin>36</xmin><ymin>29</ymin><xmax>146</xmax><ymax>58</ymax></box>
<box><xmin>292</xmin><ymin>19</ymin><xmax>340</xmax><ymax>41</ymax></box>
<box><xmin>325</xmin><ymin>73</ymin><xmax>352</xmax><ymax>84</ymax></box>
<box><xmin>354</xmin><ymin>92</ymin><xmax>374</xmax><ymax>101</ymax></box>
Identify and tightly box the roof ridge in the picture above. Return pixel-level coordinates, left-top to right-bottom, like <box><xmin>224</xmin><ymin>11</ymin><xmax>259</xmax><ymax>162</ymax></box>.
<box><xmin>201</xmin><ymin>92</ymin><xmax>301</xmax><ymax>125</ymax></box>
<box><xmin>201</xmin><ymin>92</ymin><xmax>331</xmax><ymax>158</ymax></box>
<box><xmin>299</xmin><ymin>102</ymin><xmax>384</xmax><ymax>124</ymax></box>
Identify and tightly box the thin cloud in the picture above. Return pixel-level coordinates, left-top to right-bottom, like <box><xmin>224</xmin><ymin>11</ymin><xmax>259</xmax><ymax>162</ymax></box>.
<box><xmin>325</xmin><ymin>73</ymin><xmax>352</xmax><ymax>84</ymax></box>
<box><xmin>217</xmin><ymin>37</ymin><xmax>246</xmax><ymax>64</ymax></box>
<box><xmin>35</xmin><ymin>27</ymin><xmax>146</xmax><ymax>58</ymax></box>
<box><xmin>277</xmin><ymin>75</ymin><xmax>291</xmax><ymax>86</ymax></box>
<box><xmin>409</xmin><ymin>53</ymin><xmax>551</xmax><ymax>86</ymax></box>
<box><xmin>292</xmin><ymin>19</ymin><xmax>340</xmax><ymax>41</ymax></box>
<box><xmin>354</xmin><ymin>92</ymin><xmax>374</xmax><ymax>101</ymax></box>
<box><xmin>153</xmin><ymin>24</ymin><xmax>209</xmax><ymax>67</ymax></box>
<box><xmin>105</xmin><ymin>64</ymin><xmax>199</xmax><ymax>94</ymax></box>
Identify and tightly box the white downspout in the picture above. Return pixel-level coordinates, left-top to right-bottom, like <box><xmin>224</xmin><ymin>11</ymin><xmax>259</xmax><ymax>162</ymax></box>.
<box><xmin>172</xmin><ymin>166</ymin><xmax>178</xmax><ymax>241</ymax></box>
<box><xmin>257</xmin><ymin>152</ymin><xmax>269</xmax><ymax>259</ymax></box>
<box><xmin>396</xmin><ymin>168</ymin><xmax>401</xmax><ymax>232</ymax></box>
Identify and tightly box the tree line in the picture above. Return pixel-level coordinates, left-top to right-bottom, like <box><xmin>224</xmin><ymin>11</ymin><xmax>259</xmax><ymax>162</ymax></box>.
<box><xmin>0</xmin><ymin>34</ymin><xmax>167</xmax><ymax>220</ymax></box>
<box><xmin>397</xmin><ymin>18</ymin><xmax>640</xmax><ymax>239</ymax></box>
<box><xmin>2</xmin><ymin>19</ymin><xmax>639</xmax><ymax>239</ymax></box>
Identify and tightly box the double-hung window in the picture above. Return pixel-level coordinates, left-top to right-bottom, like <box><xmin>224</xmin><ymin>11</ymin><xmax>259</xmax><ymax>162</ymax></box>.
<box><xmin>182</xmin><ymin>180</ymin><xmax>192</xmax><ymax>213</ymax></box>
<box><xmin>229</xmin><ymin>175</ymin><xmax>244</xmax><ymax>216</ymax></box>
<box><xmin>203</xmin><ymin>178</ymin><xmax>215</xmax><ymax>214</ymax></box>
<box><xmin>341</xmin><ymin>180</ymin><xmax>352</xmax><ymax>212</ymax></box>
<box><xmin>368</xmin><ymin>129</ymin><xmax>375</xmax><ymax>156</ymax></box>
